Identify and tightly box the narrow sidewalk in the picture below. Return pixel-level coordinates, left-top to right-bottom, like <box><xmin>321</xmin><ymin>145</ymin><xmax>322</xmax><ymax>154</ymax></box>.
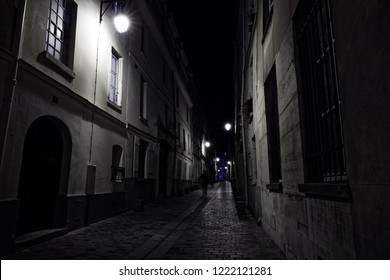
<box><xmin>6</xmin><ymin>186</ymin><xmax>212</xmax><ymax>259</ymax></box>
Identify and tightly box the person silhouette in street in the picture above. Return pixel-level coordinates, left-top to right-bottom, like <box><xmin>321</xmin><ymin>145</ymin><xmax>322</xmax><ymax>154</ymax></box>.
<box><xmin>200</xmin><ymin>171</ymin><xmax>210</xmax><ymax>199</ymax></box>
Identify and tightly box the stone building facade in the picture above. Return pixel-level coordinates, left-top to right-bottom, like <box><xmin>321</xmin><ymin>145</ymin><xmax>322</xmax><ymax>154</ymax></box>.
<box><xmin>0</xmin><ymin>0</ymin><xmax>207</xmax><ymax>256</ymax></box>
<box><xmin>234</xmin><ymin>0</ymin><xmax>390</xmax><ymax>259</ymax></box>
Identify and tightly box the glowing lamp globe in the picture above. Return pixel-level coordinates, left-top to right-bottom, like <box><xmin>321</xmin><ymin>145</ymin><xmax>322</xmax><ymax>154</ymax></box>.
<box><xmin>114</xmin><ymin>14</ymin><xmax>130</xmax><ymax>33</ymax></box>
<box><xmin>224</xmin><ymin>123</ymin><xmax>232</xmax><ymax>131</ymax></box>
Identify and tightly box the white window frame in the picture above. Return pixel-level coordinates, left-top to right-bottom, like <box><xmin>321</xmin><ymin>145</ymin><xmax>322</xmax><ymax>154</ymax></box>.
<box><xmin>108</xmin><ymin>47</ymin><xmax>123</xmax><ymax>106</ymax></box>
<box><xmin>46</xmin><ymin>0</ymin><xmax>71</xmax><ymax>64</ymax></box>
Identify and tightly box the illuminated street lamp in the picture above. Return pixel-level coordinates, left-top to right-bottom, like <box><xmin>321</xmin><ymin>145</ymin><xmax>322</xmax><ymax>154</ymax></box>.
<box><xmin>205</xmin><ymin>141</ymin><xmax>211</xmax><ymax>148</ymax></box>
<box><xmin>227</xmin><ymin>161</ymin><xmax>231</xmax><ymax>165</ymax></box>
<box><xmin>114</xmin><ymin>14</ymin><xmax>130</xmax><ymax>33</ymax></box>
<box><xmin>100</xmin><ymin>0</ymin><xmax>130</xmax><ymax>33</ymax></box>
<box><xmin>216</xmin><ymin>157</ymin><xmax>220</xmax><ymax>162</ymax></box>
<box><xmin>224</xmin><ymin>123</ymin><xmax>232</xmax><ymax>131</ymax></box>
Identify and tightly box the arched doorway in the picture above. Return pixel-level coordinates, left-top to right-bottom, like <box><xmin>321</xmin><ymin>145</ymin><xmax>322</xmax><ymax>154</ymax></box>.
<box><xmin>17</xmin><ymin>116</ymin><xmax>71</xmax><ymax>236</ymax></box>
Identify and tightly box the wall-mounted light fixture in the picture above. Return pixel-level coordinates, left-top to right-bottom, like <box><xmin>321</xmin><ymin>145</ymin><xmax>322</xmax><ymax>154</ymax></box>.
<box><xmin>100</xmin><ymin>0</ymin><xmax>130</xmax><ymax>33</ymax></box>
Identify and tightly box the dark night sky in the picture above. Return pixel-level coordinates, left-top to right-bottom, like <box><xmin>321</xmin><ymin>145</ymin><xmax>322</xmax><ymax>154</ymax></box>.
<box><xmin>167</xmin><ymin>0</ymin><xmax>237</xmax><ymax>151</ymax></box>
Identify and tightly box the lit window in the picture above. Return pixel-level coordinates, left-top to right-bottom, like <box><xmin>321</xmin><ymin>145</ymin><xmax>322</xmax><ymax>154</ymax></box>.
<box><xmin>46</xmin><ymin>0</ymin><xmax>71</xmax><ymax>65</ymax></box>
<box><xmin>108</xmin><ymin>48</ymin><xmax>122</xmax><ymax>106</ymax></box>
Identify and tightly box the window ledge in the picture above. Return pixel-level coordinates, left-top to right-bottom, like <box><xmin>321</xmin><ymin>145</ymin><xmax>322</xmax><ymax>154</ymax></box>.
<box><xmin>266</xmin><ymin>182</ymin><xmax>283</xmax><ymax>193</ymax></box>
<box><xmin>298</xmin><ymin>182</ymin><xmax>351</xmax><ymax>200</ymax></box>
<box><xmin>139</xmin><ymin>116</ymin><xmax>149</xmax><ymax>125</ymax></box>
<box><xmin>39</xmin><ymin>51</ymin><xmax>75</xmax><ymax>81</ymax></box>
<box><xmin>107</xmin><ymin>100</ymin><xmax>122</xmax><ymax>113</ymax></box>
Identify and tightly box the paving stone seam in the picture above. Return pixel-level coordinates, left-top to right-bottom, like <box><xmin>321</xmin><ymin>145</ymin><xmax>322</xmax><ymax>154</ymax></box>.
<box><xmin>146</xmin><ymin>188</ymin><xmax>223</xmax><ymax>259</ymax></box>
<box><xmin>126</xmin><ymin>185</ymin><xmax>221</xmax><ymax>259</ymax></box>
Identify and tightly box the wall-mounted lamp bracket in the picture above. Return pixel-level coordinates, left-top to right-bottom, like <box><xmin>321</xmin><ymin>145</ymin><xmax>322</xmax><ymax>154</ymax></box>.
<box><xmin>100</xmin><ymin>0</ymin><xmax>126</xmax><ymax>23</ymax></box>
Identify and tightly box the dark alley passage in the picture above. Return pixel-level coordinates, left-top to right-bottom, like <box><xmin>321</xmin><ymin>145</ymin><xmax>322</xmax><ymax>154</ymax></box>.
<box><xmin>1</xmin><ymin>0</ymin><xmax>390</xmax><ymax>261</ymax></box>
<box><xmin>6</xmin><ymin>183</ymin><xmax>283</xmax><ymax>260</ymax></box>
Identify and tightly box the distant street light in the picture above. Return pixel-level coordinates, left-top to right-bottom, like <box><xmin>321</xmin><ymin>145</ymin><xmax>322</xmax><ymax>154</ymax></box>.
<box><xmin>224</xmin><ymin>123</ymin><xmax>232</xmax><ymax>131</ymax></box>
<box><xmin>216</xmin><ymin>157</ymin><xmax>220</xmax><ymax>162</ymax></box>
<box><xmin>227</xmin><ymin>161</ymin><xmax>231</xmax><ymax>165</ymax></box>
<box><xmin>205</xmin><ymin>141</ymin><xmax>211</xmax><ymax>148</ymax></box>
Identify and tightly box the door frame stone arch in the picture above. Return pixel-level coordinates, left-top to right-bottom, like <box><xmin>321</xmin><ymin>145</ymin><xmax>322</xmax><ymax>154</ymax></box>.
<box><xmin>17</xmin><ymin>115</ymin><xmax>72</xmax><ymax>235</ymax></box>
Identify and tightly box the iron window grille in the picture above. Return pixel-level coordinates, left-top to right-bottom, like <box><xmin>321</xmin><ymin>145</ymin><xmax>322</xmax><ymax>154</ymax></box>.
<box><xmin>294</xmin><ymin>0</ymin><xmax>346</xmax><ymax>183</ymax></box>
<box><xmin>264</xmin><ymin>65</ymin><xmax>282</xmax><ymax>183</ymax></box>
<box><xmin>46</xmin><ymin>0</ymin><xmax>71</xmax><ymax>65</ymax></box>
<box><xmin>111</xmin><ymin>166</ymin><xmax>125</xmax><ymax>182</ymax></box>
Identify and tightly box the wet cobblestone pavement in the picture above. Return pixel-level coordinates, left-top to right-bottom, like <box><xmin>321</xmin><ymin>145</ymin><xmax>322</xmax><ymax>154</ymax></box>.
<box><xmin>5</xmin><ymin>182</ymin><xmax>284</xmax><ymax>260</ymax></box>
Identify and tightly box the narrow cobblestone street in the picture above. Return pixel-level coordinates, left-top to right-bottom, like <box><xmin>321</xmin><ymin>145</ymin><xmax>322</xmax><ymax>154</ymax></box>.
<box><xmin>6</xmin><ymin>182</ymin><xmax>284</xmax><ymax>260</ymax></box>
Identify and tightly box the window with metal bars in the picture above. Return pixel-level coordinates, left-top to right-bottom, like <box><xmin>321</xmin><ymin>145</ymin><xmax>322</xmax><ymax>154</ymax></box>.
<box><xmin>264</xmin><ymin>65</ymin><xmax>282</xmax><ymax>183</ymax></box>
<box><xmin>46</xmin><ymin>0</ymin><xmax>71</xmax><ymax>65</ymax></box>
<box><xmin>293</xmin><ymin>0</ymin><xmax>346</xmax><ymax>183</ymax></box>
